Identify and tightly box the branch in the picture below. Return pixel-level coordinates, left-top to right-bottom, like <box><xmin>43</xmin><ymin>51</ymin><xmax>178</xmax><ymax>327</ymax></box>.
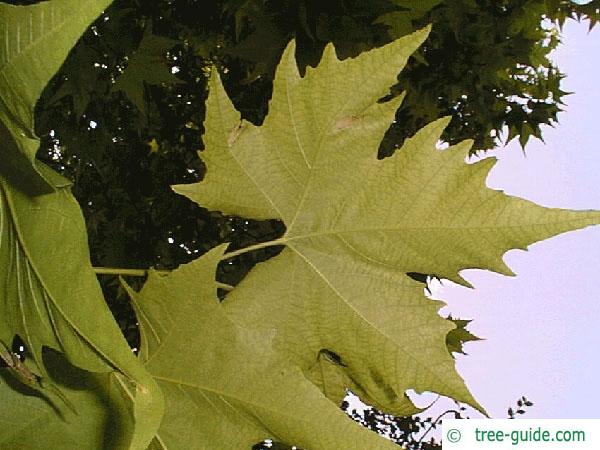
<box><xmin>92</xmin><ymin>267</ymin><xmax>234</xmax><ymax>291</ymax></box>
<box><xmin>417</xmin><ymin>409</ymin><xmax>460</xmax><ymax>444</ymax></box>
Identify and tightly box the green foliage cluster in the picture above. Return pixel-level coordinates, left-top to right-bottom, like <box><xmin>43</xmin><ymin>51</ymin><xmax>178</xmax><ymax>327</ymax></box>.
<box><xmin>1</xmin><ymin>0</ymin><xmax>599</xmax><ymax>449</ymax></box>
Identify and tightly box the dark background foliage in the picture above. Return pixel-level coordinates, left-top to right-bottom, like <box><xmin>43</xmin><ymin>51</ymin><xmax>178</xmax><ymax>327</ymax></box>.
<box><xmin>20</xmin><ymin>0</ymin><xmax>599</xmax><ymax>447</ymax></box>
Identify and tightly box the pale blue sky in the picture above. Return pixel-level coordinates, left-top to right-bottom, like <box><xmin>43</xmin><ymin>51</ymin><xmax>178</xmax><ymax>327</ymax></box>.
<box><xmin>434</xmin><ymin>20</ymin><xmax>600</xmax><ymax>419</ymax></box>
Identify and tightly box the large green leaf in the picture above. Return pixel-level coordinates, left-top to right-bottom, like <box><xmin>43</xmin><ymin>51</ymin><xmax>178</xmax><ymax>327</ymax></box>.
<box><xmin>128</xmin><ymin>245</ymin><xmax>399</xmax><ymax>450</ymax></box>
<box><xmin>0</xmin><ymin>0</ymin><xmax>112</xmax><ymax>191</ymax></box>
<box><xmin>0</xmin><ymin>1</ymin><xmax>163</xmax><ymax>448</ymax></box>
<box><xmin>173</xmin><ymin>26</ymin><xmax>600</xmax><ymax>417</ymax></box>
<box><xmin>0</xmin><ymin>177</ymin><xmax>164</xmax><ymax>450</ymax></box>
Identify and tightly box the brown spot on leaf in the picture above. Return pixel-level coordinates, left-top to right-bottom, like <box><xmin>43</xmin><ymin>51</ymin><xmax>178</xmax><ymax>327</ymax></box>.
<box><xmin>332</xmin><ymin>115</ymin><xmax>361</xmax><ymax>133</ymax></box>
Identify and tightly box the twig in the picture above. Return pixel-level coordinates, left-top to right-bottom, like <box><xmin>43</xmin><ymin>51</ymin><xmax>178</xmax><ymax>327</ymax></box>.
<box><xmin>92</xmin><ymin>267</ymin><xmax>234</xmax><ymax>291</ymax></box>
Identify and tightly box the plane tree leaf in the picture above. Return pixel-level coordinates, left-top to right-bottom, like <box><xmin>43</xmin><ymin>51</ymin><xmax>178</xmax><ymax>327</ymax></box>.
<box><xmin>0</xmin><ymin>165</ymin><xmax>165</xmax><ymax>449</ymax></box>
<box><xmin>0</xmin><ymin>1</ymin><xmax>164</xmax><ymax>448</ymax></box>
<box><xmin>375</xmin><ymin>0</ymin><xmax>442</xmax><ymax>40</ymax></box>
<box><xmin>127</xmin><ymin>245</ymin><xmax>399</xmax><ymax>450</ymax></box>
<box><xmin>173</xmin><ymin>26</ymin><xmax>600</xmax><ymax>417</ymax></box>
<box><xmin>113</xmin><ymin>24</ymin><xmax>182</xmax><ymax>115</ymax></box>
<box><xmin>0</xmin><ymin>178</ymin><xmax>164</xmax><ymax>450</ymax></box>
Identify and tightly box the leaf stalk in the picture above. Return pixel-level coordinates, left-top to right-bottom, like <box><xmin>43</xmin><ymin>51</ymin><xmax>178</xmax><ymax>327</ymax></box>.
<box><xmin>219</xmin><ymin>238</ymin><xmax>286</xmax><ymax>260</ymax></box>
